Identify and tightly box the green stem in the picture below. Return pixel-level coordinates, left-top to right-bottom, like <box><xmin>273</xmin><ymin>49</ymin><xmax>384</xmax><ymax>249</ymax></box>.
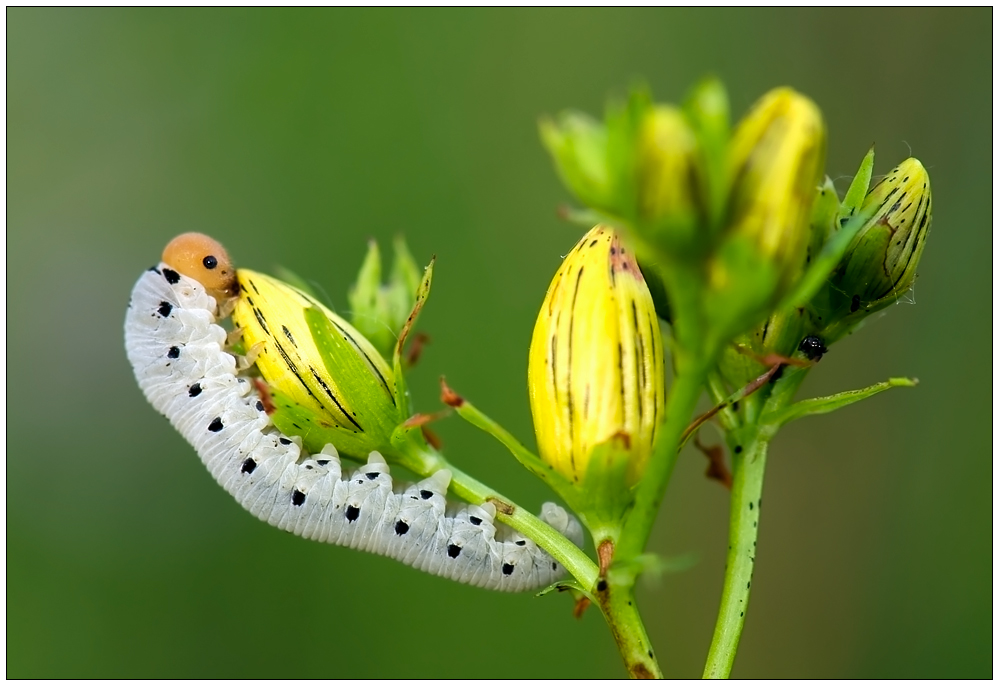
<box><xmin>702</xmin><ymin>428</ymin><xmax>772</xmax><ymax>679</ymax></box>
<box><xmin>399</xmin><ymin>445</ymin><xmax>601</xmax><ymax>590</ymax></box>
<box><xmin>418</xmin><ymin>448</ymin><xmax>662</xmax><ymax>678</ymax></box>
<box><xmin>702</xmin><ymin>367</ymin><xmax>807</xmax><ymax>677</ymax></box>
<box><xmin>619</xmin><ymin>358</ymin><xmax>708</xmax><ymax>559</ymax></box>
<box><xmin>597</xmin><ymin>578</ymin><xmax>663</xmax><ymax>678</ymax></box>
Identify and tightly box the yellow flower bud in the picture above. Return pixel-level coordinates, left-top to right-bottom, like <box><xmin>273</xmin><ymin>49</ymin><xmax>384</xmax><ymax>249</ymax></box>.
<box><xmin>726</xmin><ymin>87</ymin><xmax>826</xmax><ymax>289</ymax></box>
<box><xmin>528</xmin><ymin>225</ymin><xmax>665</xmax><ymax>485</ymax></box>
<box><xmin>835</xmin><ymin>158</ymin><xmax>932</xmax><ymax>312</ymax></box>
<box><xmin>635</xmin><ymin>106</ymin><xmax>705</xmax><ymax>252</ymax></box>
<box><xmin>232</xmin><ymin>269</ymin><xmax>400</xmax><ymax>459</ymax></box>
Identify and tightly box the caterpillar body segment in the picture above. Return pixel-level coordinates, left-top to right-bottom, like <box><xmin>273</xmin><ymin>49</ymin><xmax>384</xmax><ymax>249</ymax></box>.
<box><xmin>125</xmin><ymin>258</ymin><xmax>582</xmax><ymax>592</ymax></box>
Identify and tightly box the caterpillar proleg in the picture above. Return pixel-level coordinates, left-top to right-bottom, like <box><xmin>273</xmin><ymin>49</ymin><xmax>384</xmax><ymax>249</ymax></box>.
<box><xmin>124</xmin><ymin>235</ymin><xmax>582</xmax><ymax>592</ymax></box>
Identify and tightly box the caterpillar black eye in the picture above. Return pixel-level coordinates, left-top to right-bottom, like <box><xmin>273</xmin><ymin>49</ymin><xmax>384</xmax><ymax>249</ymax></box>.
<box><xmin>469</xmin><ymin>516</ymin><xmax>482</xmax><ymax>526</ymax></box>
<box><xmin>203</xmin><ymin>255</ymin><xmax>218</xmax><ymax>269</ymax></box>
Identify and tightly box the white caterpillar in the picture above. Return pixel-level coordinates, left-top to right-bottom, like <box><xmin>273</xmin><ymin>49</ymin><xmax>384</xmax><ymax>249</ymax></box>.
<box><xmin>124</xmin><ymin>236</ymin><xmax>582</xmax><ymax>592</ymax></box>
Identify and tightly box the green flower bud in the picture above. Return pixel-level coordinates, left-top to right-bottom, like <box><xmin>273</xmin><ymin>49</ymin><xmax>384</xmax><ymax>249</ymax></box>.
<box><xmin>682</xmin><ymin>77</ymin><xmax>731</xmax><ymax>231</ymax></box>
<box><xmin>528</xmin><ymin>225</ymin><xmax>665</xmax><ymax>489</ymax></box>
<box><xmin>539</xmin><ymin>111</ymin><xmax>615</xmax><ymax>214</ymax></box>
<box><xmin>634</xmin><ymin>106</ymin><xmax>706</xmax><ymax>254</ymax></box>
<box><xmin>233</xmin><ymin>269</ymin><xmax>401</xmax><ymax>459</ymax></box>
<box><xmin>348</xmin><ymin>237</ymin><xmax>422</xmax><ymax>360</ymax></box>
<box><xmin>831</xmin><ymin>158</ymin><xmax>932</xmax><ymax>317</ymax></box>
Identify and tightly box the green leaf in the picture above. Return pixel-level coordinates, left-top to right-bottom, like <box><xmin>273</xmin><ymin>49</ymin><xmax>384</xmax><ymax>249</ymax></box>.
<box><xmin>763</xmin><ymin>377</ymin><xmax>918</xmax><ymax>428</ymax></box>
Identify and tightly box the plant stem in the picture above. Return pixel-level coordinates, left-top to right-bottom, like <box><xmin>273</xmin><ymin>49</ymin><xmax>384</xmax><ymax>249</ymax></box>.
<box><xmin>619</xmin><ymin>358</ymin><xmax>708</xmax><ymax>559</ymax></box>
<box><xmin>702</xmin><ymin>366</ymin><xmax>808</xmax><ymax>678</ymax></box>
<box><xmin>702</xmin><ymin>427</ymin><xmax>772</xmax><ymax>678</ymax></box>
<box><xmin>425</xmin><ymin>449</ymin><xmax>664</xmax><ymax>678</ymax></box>
<box><xmin>597</xmin><ymin>578</ymin><xmax>663</xmax><ymax>678</ymax></box>
<box><xmin>403</xmin><ymin>446</ymin><xmax>601</xmax><ymax>590</ymax></box>
<box><xmin>401</xmin><ymin>439</ymin><xmax>665</xmax><ymax>678</ymax></box>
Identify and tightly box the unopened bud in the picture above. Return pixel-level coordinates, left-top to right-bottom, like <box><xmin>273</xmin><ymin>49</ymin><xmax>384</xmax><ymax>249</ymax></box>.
<box><xmin>233</xmin><ymin>269</ymin><xmax>400</xmax><ymax>459</ymax></box>
<box><xmin>634</xmin><ymin>106</ymin><xmax>706</xmax><ymax>253</ymax></box>
<box><xmin>539</xmin><ymin>111</ymin><xmax>615</xmax><ymax>214</ymax></box>
<box><xmin>833</xmin><ymin>158</ymin><xmax>932</xmax><ymax>315</ymax></box>
<box><xmin>726</xmin><ymin>87</ymin><xmax>826</xmax><ymax>290</ymax></box>
<box><xmin>528</xmin><ymin>225</ymin><xmax>665</xmax><ymax>487</ymax></box>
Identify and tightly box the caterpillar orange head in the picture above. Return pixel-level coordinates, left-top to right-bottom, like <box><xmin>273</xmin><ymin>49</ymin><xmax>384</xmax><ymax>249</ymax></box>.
<box><xmin>162</xmin><ymin>232</ymin><xmax>238</xmax><ymax>301</ymax></box>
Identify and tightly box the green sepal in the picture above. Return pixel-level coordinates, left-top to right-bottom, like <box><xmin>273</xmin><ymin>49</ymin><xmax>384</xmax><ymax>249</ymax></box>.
<box><xmin>571</xmin><ymin>434</ymin><xmax>637</xmax><ymax>545</ymax></box>
<box><xmin>348</xmin><ymin>239</ymin><xmax>383</xmax><ymax>342</ymax></box>
<box><xmin>300</xmin><ymin>306</ymin><xmax>401</xmax><ymax>455</ymax></box>
<box><xmin>348</xmin><ymin>238</ymin><xmax>425</xmax><ymax>361</ymax></box>
<box><xmin>387</xmin><ymin>237</ymin><xmax>422</xmax><ymax>326</ymax></box>
<box><xmin>777</xmin><ymin>193</ymin><xmax>878</xmax><ymax>314</ymax></box>
<box><xmin>703</xmin><ymin>233</ymin><xmax>782</xmax><ymax>347</ymax></box>
<box><xmin>838</xmin><ymin>147</ymin><xmax>875</xmax><ymax>227</ymax></box>
<box><xmin>392</xmin><ymin>257</ymin><xmax>434</xmax><ymax>415</ymax></box>
<box><xmin>603</xmin><ymin>85</ymin><xmax>653</xmax><ymax>222</ymax></box>
<box><xmin>809</xmin><ymin>176</ymin><xmax>840</xmax><ymax>268</ymax></box>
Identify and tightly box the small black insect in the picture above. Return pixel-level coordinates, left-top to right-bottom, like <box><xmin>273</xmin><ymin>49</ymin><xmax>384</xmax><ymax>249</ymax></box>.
<box><xmin>799</xmin><ymin>335</ymin><xmax>828</xmax><ymax>362</ymax></box>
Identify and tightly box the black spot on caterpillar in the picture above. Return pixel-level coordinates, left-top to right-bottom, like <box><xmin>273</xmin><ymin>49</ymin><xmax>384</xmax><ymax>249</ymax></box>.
<box><xmin>124</xmin><ymin>261</ymin><xmax>582</xmax><ymax>592</ymax></box>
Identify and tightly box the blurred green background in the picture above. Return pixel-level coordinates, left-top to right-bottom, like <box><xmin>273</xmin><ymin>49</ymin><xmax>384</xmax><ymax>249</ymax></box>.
<box><xmin>8</xmin><ymin>8</ymin><xmax>990</xmax><ymax>678</ymax></box>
